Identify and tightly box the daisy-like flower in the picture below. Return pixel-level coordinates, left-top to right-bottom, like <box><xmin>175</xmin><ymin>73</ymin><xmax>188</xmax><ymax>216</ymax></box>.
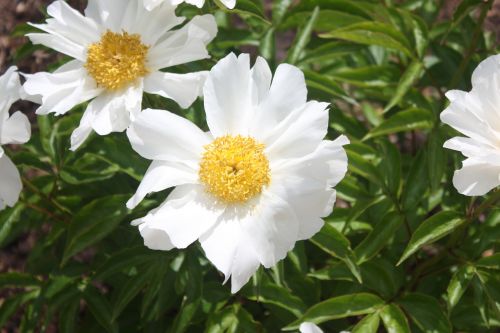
<box><xmin>127</xmin><ymin>53</ymin><xmax>349</xmax><ymax>292</ymax></box>
<box><xmin>441</xmin><ymin>54</ymin><xmax>500</xmax><ymax>196</ymax></box>
<box><xmin>143</xmin><ymin>0</ymin><xmax>235</xmax><ymax>10</ymax></box>
<box><xmin>23</xmin><ymin>0</ymin><xmax>217</xmax><ymax>150</ymax></box>
<box><xmin>0</xmin><ymin>67</ymin><xmax>31</xmax><ymax>210</ymax></box>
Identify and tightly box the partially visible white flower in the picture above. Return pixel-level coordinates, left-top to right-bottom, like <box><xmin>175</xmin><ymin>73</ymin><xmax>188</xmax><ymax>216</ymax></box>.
<box><xmin>299</xmin><ymin>322</ymin><xmax>324</xmax><ymax>333</ymax></box>
<box><xmin>23</xmin><ymin>0</ymin><xmax>217</xmax><ymax>150</ymax></box>
<box><xmin>440</xmin><ymin>54</ymin><xmax>500</xmax><ymax>196</ymax></box>
<box><xmin>127</xmin><ymin>53</ymin><xmax>349</xmax><ymax>293</ymax></box>
<box><xmin>143</xmin><ymin>0</ymin><xmax>236</xmax><ymax>10</ymax></box>
<box><xmin>0</xmin><ymin>67</ymin><xmax>31</xmax><ymax>210</ymax></box>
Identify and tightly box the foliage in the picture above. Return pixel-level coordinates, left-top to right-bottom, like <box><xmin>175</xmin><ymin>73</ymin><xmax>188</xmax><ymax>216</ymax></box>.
<box><xmin>1</xmin><ymin>0</ymin><xmax>500</xmax><ymax>332</ymax></box>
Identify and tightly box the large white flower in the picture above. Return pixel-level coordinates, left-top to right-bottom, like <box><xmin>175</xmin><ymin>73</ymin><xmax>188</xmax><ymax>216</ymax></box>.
<box><xmin>143</xmin><ymin>0</ymin><xmax>236</xmax><ymax>10</ymax></box>
<box><xmin>23</xmin><ymin>0</ymin><xmax>217</xmax><ymax>150</ymax></box>
<box><xmin>440</xmin><ymin>54</ymin><xmax>500</xmax><ymax>196</ymax></box>
<box><xmin>0</xmin><ymin>67</ymin><xmax>31</xmax><ymax>210</ymax></box>
<box><xmin>127</xmin><ymin>53</ymin><xmax>349</xmax><ymax>293</ymax></box>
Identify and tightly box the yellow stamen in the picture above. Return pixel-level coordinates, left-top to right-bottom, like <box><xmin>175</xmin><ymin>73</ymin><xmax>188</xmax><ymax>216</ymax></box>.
<box><xmin>199</xmin><ymin>135</ymin><xmax>271</xmax><ymax>204</ymax></box>
<box><xmin>85</xmin><ymin>30</ymin><xmax>149</xmax><ymax>91</ymax></box>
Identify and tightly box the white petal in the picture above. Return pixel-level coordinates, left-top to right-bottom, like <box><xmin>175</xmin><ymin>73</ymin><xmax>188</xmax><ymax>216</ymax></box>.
<box><xmin>0</xmin><ymin>67</ymin><xmax>22</xmax><ymax>114</ymax></box>
<box><xmin>134</xmin><ymin>184</ymin><xmax>223</xmax><ymax>249</ymax></box>
<box><xmin>23</xmin><ymin>60</ymin><xmax>102</xmax><ymax>115</ymax></box>
<box><xmin>0</xmin><ymin>112</ymin><xmax>31</xmax><ymax>145</ymax></box>
<box><xmin>127</xmin><ymin>108</ymin><xmax>210</xmax><ymax>165</ymax></box>
<box><xmin>251</xmin><ymin>56</ymin><xmax>272</xmax><ymax>104</ymax></box>
<box><xmin>471</xmin><ymin>54</ymin><xmax>500</xmax><ymax>88</ymax></box>
<box><xmin>452</xmin><ymin>159</ymin><xmax>500</xmax><ymax>196</ymax></box>
<box><xmin>0</xmin><ymin>154</ymin><xmax>22</xmax><ymax>209</ymax></box>
<box><xmin>138</xmin><ymin>221</ymin><xmax>175</xmax><ymax>251</ymax></box>
<box><xmin>70</xmin><ymin>107</ymin><xmax>96</xmax><ymax>151</ymax></box>
<box><xmin>143</xmin><ymin>71</ymin><xmax>207</xmax><ymax>108</ymax></box>
<box><xmin>271</xmin><ymin>136</ymin><xmax>349</xmax><ymax>239</ymax></box>
<box><xmin>127</xmin><ymin>160</ymin><xmax>198</xmax><ymax>209</ymax></box>
<box><xmin>221</xmin><ymin>0</ymin><xmax>236</xmax><ymax>8</ymax></box>
<box><xmin>263</xmin><ymin>101</ymin><xmax>329</xmax><ymax>161</ymax></box>
<box><xmin>199</xmin><ymin>213</ymin><xmax>260</xmax><ymax>293</ymax></box>
<box><xmin>441</xmin><ymin>87</ymin><xmax>500</xmax><ymax>147</ymax></box>
<box><xmin>204</xmin><ymin>53</ymin><xmax>254</xmax><ymax>136</ymax></box>
<box><xmin>258</xmin><ymin>63</ymin><xmax>308</xmax><ymax>122</ymax></box>
<box><xmin>90</xmin><ymin>83</ymin><xmax>143</xmax><ymax>136</ymax></box>
<box><xmin>299</xmin><ymin>322</ymin><xmax>324</xmax><ymax>333</ymax></box>
<box><xmin>241</xmin><ymin>191</ymin><xmax>299</xmax><ymax>268</ymax></box>
<box><xmin>148</xmin><ymin>15</ymin><xmax>217</xmax><ymax>70</ymax></box>
<box><xmin>28</xmin><ymin>0</ymin><xmax>101</xmax><ymax>60</ymax></box>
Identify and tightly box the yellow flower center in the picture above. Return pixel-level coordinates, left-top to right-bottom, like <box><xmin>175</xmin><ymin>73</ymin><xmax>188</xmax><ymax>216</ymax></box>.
<box><xmin>199</xmin><ymin>135</ymin><xmax>271</xmax><ymax>204</ymax></box>
<box><xmin>85</xmin><ymin>30</ymin><xmax>149</xmax><ymax>91</ymax></box>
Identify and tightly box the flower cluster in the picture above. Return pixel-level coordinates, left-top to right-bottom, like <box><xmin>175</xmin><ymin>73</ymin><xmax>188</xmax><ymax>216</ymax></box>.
<box><xmin>0</xmin><ymin>0</ymin><xmax>498</xmax><ymax>296</ymax></box>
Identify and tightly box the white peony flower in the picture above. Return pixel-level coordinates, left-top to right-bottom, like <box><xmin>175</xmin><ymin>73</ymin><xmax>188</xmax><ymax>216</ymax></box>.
<box><xmin>23</xmin><ymin>0</ymin><xmax>217</xmax><ymax>150</ymax></box>
<box><xmin>0</xmin><ymin>67</ymin><xmax>31</xmax><ymax>210</ymax></box>
<box><xmin>127</xmin><ymin>53</ymin><xmax>349</xmax><ymax>293</ymax></box>
<box><xmin>143</xmin><ymin>0</ymin><xmax>236</xmax><ymax>10</ymax></box>
<box><xmin>299</xmin><ymin>322</ymin><xmax>324</xmax><ymax>333</ymax></box>
<box><xmin>440</xmin><ymin>54</ymin><xmax>500</xmax><ymax>196</ymax></box>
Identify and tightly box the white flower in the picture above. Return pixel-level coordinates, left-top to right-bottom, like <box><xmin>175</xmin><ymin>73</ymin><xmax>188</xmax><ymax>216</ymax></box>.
<box><xmin>127</xmin><ymin>53</ymin><xmax>349</xmax><ymax>293</ymax></box>
<box><xmin>143</xmin><ymin>0</ymin><xmax>236</xmax><ymax>10</ymax></box>
<box><xmin>23</xmin><ymin>0</ymin><xmax>217</xmax><ymax>150</ymax></box>
<box><xmin>299</xmin><ymin>322</ymin><xmax>324</xmax><ymax>333</ymax></box>
<box><xmin>440</xmin><ymin>54</ymin><xmax>500</xmax><ymax>196</ymax></box>
<box><xmin>0</xmin><ymin>67</ymin><xmax>31</xmax><ymax>210</ymax></box>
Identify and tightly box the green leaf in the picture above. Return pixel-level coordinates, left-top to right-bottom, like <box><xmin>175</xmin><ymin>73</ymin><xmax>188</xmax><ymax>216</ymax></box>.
<box><xmin>398</xmin><ymin>293</ymin><xmax>452</xmax><ymax>333</ymax></box>
<box><xmin>355</xmin><ymin>212</ymin><xmax>403</xmax><ymax>264</ymax></box>
<box><xmin>111</xmin><ymin>265</ymin><xmax>157</xmax><ymax>320</ymax></box>
<box><xmin>380</xmin><ymin>304</ymin><xmax>410</xmax><ymax>333</ymax></box>
<box><xmin>0</xmin><ymin>204</ymin><xmax>24</xmax><ymax>247</ymax></box>
<box><xmin>62</xmin><ymin>195</ymin><xmax>129</xmax><ymax>265</ymax></box>
<box><xmin>245</xmin><ymin>282</ymin><xmax>307</xmax><ymax>318</ymax></box>
<box><xmin>311</xmin><ymin>223</ymin><xmax>362</xmax><ymax>282</ymax></box>
<box><xmin>320</xmin><ymin>21</ymin><xmax>413</xmax><ymax>56</ymax></box>
<box><xmin>286</xmin><ymin>6</ymin><xmax>319</xmax><ymax>64</ymax></box>
<box><xmin>284</xmin><ymin>293</ymin><xmax>384</xmax><ymax>330</ymax></box>
<box><xmin>447</xmin><ymin>265</ymin><xmax>475</xmax><ymax>311</ymax></box>
<box><xmin>402</xmin><ymin>150</ymin><xmax>428</xmax><ymax>210</ymax></box>
<box><xmin>397</xmin><ymin>211</ymin><xmax>465</xmax><ymax>265</ymax></box>
<box><xmin>364</xmin><ymin>108</ymin><xmax>433</xmax><ymax>140</ymax></box>
<box><xmin>0</xmin><ymin>272</ymin><xmax>41</xmax><ymax>288</ymax></box>
<box><xmin>84</xmin><ymin>286</ymin><xmax>118</xmax><ymax>333</ymax></box>
<box><xmin>384</xmin><ymin>61</ymin><xmax>424</xmax><ymax>112</ymax></box>
<box><xmin>477</xmin><ymin>253</ymin><xmax>500</xmax><ymax>270</ymax></box>
<box><xmin>352</xmin><ymin>312</ymin><xmax>380</xmax><ymax>333</ymax></box>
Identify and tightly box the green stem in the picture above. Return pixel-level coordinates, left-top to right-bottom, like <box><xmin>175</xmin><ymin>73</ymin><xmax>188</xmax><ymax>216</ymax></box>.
<box><xmin>22</xmin><ymin>177</ymin><xmax>72</xmax><ymax>216</ymax></box>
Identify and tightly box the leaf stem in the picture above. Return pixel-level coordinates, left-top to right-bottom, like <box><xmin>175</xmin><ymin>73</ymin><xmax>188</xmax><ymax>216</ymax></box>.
<box><xmin>21</xmin><ymin>177</ymin><xmax>72</xmax><ymax>216</ymax></box>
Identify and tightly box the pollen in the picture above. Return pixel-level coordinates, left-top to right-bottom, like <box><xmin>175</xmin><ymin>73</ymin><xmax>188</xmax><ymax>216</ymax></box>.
<box><xmin>199</xmin><ymin>135</ymin><xmax>271</xmax><ymax>204</ymax></box>
<box><xmin>85</xmin><ymin>30</ymin><xmax>149</xmax><ymax>91</ymax></box>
